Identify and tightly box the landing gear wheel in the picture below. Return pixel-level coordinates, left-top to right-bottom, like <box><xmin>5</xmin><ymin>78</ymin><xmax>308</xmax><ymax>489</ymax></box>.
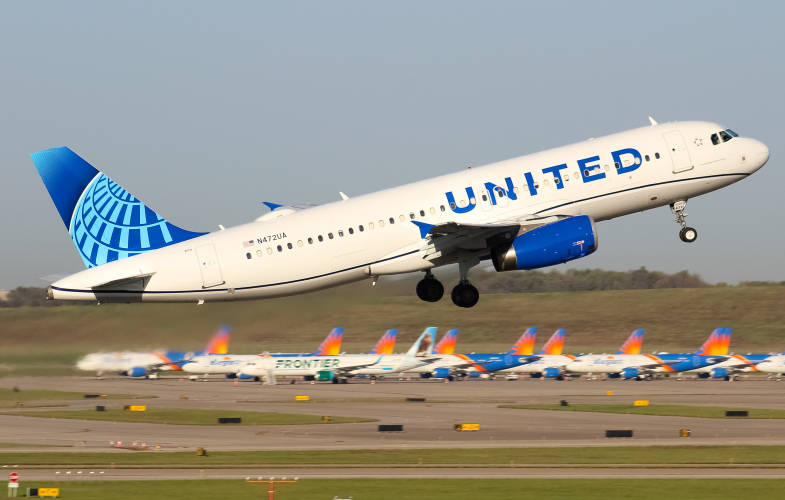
<box><xmin>416</xmin><ymin>277</ymin><xmax>444</xmax><ymax>302</ymax></box>
<box><xmin>451</xmin><ymin>283</ymin><xmax>479</xmax><ymax>308</ymax></box>
<box><xmin>679</xmin><ymin>227</ymin><xmax>698</xmax><ymax>243</ymax></box>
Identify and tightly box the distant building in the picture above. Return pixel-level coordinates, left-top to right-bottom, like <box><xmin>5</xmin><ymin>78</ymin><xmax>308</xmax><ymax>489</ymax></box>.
<box><xmin>0</xmin><ymin>291</ymin><xmax>8</xmax><ymax>301</ymax></box>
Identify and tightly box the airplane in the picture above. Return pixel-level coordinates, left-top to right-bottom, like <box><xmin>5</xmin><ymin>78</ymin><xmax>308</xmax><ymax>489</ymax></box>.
<box><xmin>751</xmin><ymin>355</ymin><xmax>785</xmax><ymax>380</ymax></box>
<box><xmin>684</xmin><ymin>328</ymin><xmax>775</xmax><ymax>380</ymax></box>
<box><xmin>564</xmin><ymin>329</ymin><xmax>726</xmax><ymax>380</ymax></box>
<box><xmin>76</xmin><ymin>326</ymin><xmax>230</xmax><ymax>379</ymax></box>
<box><xmin>500</xmin><ymin>328</ymin><xmax>575</xmax><ymax>379</ymax></box>
<box><xmin>180</xmin><ymin>327</ymin><xmax>344</xmax><ymax>380</ymax></box>
<box><xmin>31</xmin><ymin>120</ymin><xmax>769</xmax><ymax>308</ymax></box>
<box><xmin>239</xmin><ymin>328</ymin><xmax>438</xmax><ymax>384</ymax></box>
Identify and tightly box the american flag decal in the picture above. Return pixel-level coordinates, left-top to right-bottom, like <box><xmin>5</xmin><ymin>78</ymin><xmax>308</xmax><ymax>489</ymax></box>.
<box><xmin>242</xmin><ymin>240</ymin><xmax>254</xmax><ymax>248</ymax></box>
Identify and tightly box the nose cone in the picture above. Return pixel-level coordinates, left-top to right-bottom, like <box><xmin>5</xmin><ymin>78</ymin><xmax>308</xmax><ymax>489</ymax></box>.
<box><xmin>748</xmin><ymin>138</ymin><xmax>770</xmax><ymax>172</ymax></box>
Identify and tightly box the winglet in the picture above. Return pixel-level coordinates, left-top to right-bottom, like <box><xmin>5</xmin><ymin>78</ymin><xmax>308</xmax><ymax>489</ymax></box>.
<box><xmin>411</xmin><ymin>221</ymin><xmax>435</xmax><ymax>239</ymax></box>
<box><xmin>649</xmin><ymin>117</ymin><xmax>658</xmax><ymax>126</ymax></box>
<box><xmin>263</xmin><ymin>202</ymin><xmax>283</xmax><ymax>211</ymax></box>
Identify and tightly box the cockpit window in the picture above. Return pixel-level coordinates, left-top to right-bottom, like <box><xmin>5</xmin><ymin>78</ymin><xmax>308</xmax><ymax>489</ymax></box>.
<box><xmin>725</xmin><ymin>129</ymin><xmax>739</xmax><ymax>137</ymax></box>
<box><xmin>719</xmin><ymin>130</ymin><xmax>733</xmax><ymax>142</ymax></box>
<box><xmin>711</xmin><ymin>133</ymin><xmax>720</xmax><ymax>145</ymax></box>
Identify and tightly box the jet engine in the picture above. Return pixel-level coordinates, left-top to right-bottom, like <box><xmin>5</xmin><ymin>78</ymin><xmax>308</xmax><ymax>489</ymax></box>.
<box><xmin>433</xmin><ymin>368</ymin><xmax>452</xmax><ymax>379</ymax></box>
<box><xmin>121</xmin><ymin>367</ymin><xmax>147</xmax><ymax>378</ymax></box>
<box><xmin>543</xmin><ymin>367</ymin><xmax>562</xmax><ymax>379</ymax></box>
<box><xmin>491</xmin><ymin>216</ymin><xmax>598</xmax><ymax>272</ymax></box>
<box><xmin>621</xmin><ymin>368</ymin><xmax>640</xmax><ymax>379</ymax></box>
<box><xmin>711</xmin><ymin>368</ymin><xmax>728</xmax><ymax>379</ymax></box>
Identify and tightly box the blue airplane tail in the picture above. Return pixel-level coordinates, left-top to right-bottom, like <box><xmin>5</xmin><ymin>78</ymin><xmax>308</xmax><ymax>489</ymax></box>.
<box><xmin>30</xmin><ymin>147</ymin><xmax>206</xmax><ymax>268</ymax></box>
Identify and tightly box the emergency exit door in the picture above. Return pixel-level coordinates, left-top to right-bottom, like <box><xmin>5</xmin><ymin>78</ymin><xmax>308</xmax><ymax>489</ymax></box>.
<box><xmin>195</xmin><ymin>244</ymin><xmax>225</xmax><ymax>288</ymax></box>
<box><xmin>663</xmin><ymin>130</ymin><xmax>693</xmax><ymax>173</ymax></box>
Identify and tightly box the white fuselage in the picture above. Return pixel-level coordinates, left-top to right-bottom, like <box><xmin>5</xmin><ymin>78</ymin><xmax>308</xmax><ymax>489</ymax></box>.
<box><xmin>49</xmin><ymin>122</ymin><xmax>769</xmax><ymax>303</ymax></box>
<box><xmin>749</xmin><ymin>356</ymin><xmax>785</xmax><ymax>374</ymax></box>
<box><xmin>498</xmin><ymin>355</ymin><xmax>576</xmax><ymax>374</ymax></box>
<box><xmin>76</xmin><ymin>352</ymin><xmax>167</xmax><ymax>373</ymax></box>
<box><xmin>566</xmin><ymin>354</ymin><xmax>669</xmax><ymax>374</ymax></box>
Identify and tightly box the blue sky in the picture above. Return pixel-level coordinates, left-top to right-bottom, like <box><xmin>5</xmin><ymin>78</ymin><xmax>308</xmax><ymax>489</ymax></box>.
<box><xmin>1</xmin><ymin>0</ymin><xmax>783</xmax><ymax>289</ymax></box>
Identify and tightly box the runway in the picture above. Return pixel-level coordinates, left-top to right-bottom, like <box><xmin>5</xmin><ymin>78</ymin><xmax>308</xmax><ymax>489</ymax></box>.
<box><xmin>2</xmin><ymin>376</ymin><xmax>785</xmax><ymax>453</ymax></box>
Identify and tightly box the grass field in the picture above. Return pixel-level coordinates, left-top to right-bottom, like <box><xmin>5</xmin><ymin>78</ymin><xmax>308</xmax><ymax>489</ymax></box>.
<box><xmin>2</xmin><ymin>408</ymin><xmax>375</xmax><ymax>426</ymax></box>
<box><xmin>3</xmin><ymin>446</ymin><xmax>785</xmax><ymax>466</ymax></box>
<box><xmin>13</xmin><ymin>479</ymin><xmax>785</xmax><ymax>500</ymax></box>
<box><xmin>2</xmin><ymin>286</ymin><xmax>784</xmax><ymax>377</ymax></box>
<box><xmin>499</xmin><ymin>404</ymin><xmax>785</xmax><ymax>419</ymax></box>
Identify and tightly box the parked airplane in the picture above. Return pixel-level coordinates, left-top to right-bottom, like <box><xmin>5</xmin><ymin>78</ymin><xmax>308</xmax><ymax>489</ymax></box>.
<box><xmin>76</xmin><ymin>326</ymin><xmax>230</xmax><ymax>378</ymax></box>
<box><xmin>565</xmin><ymin>329</ymin><xmax>726</xmax><ymax>380</ymax></box>
<box><xmin>32</xmin><ymin>121</ymin><xmax>769</xmax><ymax>308</ymax></box>
<box><xmin>752</xmin><ymin>355</ymin><xmax>785</xmax><ymax>379</ymax></box>
<box><xmin>684</xmin><ymin>328</ymin><xmax>774</xmax><ymax>380</ymax></box>
<box><xmin>239</xmin><ymin>328</ymin><xmax>438</xmax><ymax>384</ymax></box>
<box><xmin>500</xmin><ymin>328</ymin><xmax>574</xmax><ymax>379</ymax></box>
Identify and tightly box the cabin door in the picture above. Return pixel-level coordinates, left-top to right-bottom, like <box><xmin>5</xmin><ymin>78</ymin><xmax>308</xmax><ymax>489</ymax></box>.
<box><xmin>195</xmin><ymin>244</ymin><xmax>225</xmax><ymax>288</ymax></box>
<box><xmin>663</xmin><ymin>130</ymin><xmax>693</xmax><ymax>173</ymax></box>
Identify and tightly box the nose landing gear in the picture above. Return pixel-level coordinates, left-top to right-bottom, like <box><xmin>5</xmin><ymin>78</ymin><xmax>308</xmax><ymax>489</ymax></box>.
<box><xmin>671</xmin><ymin>200</ymin><xmax>698</xmax><ymax>243</ymax></box>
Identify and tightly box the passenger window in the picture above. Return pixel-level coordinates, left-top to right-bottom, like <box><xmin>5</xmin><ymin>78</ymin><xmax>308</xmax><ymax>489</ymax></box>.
<box><xmin>430</xmin><ymin>207</ymin><xmax>436</xmax><ymax>214</ymax></box>
<box><xmin>469</xmin><ymin>197</ymin><xmax>476</xmax><ymax>204</ymax></box>
<box><xmin>459</xmin><ymin>200</ymin><xmax>467</xmax><ymax>207</ymax></box>
<box><xmin>420</xmin><ymin>210</ymin><xmax>425</xmax><ymax>216</ymax></box>
<box><xmin>564</xmin><ymin>175</ymin><xmax>569</xmax><ymax>182</ymax></box>
<box><xmin>277</xmin><ymin>245</ymin><xmax>282</xmax><ymax>252</ymax></box>
<box><xmin>604</xmin><ymin>165</ymin><xmax>610</xmax><ymax>172</ymax></box>
<box><xmin>655</xmin><ymin>153</ymin><xmax>660</xmax><ymax>159</ymax></box>
<box><xmin>338</xmin><ymin>230</ymin><xmax>344</xmax><ymax>237</ymax></box>
<box><xmin>287</xmin><ymin>242</ymin><xmax>293</xmax><ymax>249</ymax></box>
<box><xmin>348</xmin><ymin>228</ymin><xmax>354</xmax><ymax>235</ymax></box>
<box><xmin>614</xmin><ymin>162</ymin><xmax>620</xmax><ymax>169</ymax></box>
<box><xmin>554</xmin><ymin>177</ymin><xmax>560</xmax><ymax>184</ymax></box>
<box><xmin>543</xmin><ymin>180</ymin><xmax>549</xmax><ymax>187</ymax></box>
<box><xmin>450</xmin><ymin>202</ymin><xmax>456</xmax><ymax>209</ymax></box>
<box><xmin>533</xmin><ymin>183</ymin><xmax>539</xmax><ymax>189</ymax></box>
<box><xmin>410</xmin><ymin>212</ymin><xmax>415</xmax><ymax>219</ymax></box>
<box><xmin>645</xmin><ymin>155</ymin><xmax>650</xmax><ymax>161</ymax></box>
<box><xmin>523</xmin><ymin>184</ymin><xmax>529</xmax><ymax>191</ymax></box>
<box><xmin>389</xmin><ymin>217</ymin><xmax>395</xmax><ymax>224</ymax></box>
<box><xmin>440</xmin><ymin>205</ymin><xmax>446</xmax><ymax>212</ymax></box>
<box><xmin>308</xmin><ymin>238</ymin><xmax>313</xmax><ymax>244</ymax></box>
<box><xmin>379</xmin><ymin>220</ymin><xmax>385</xmax><ymax>227</ymax></box>
<box><xmin>482</xmin><ymin>194</ymin><xmax>488</xmax><ymax>201</ymax></box>
<box><xmin>720</xmin><ymin>130</ymin><xmax>733</xmax><ymax>142</ymax></box>
<box><xmin>318</xmin><ymin>235</ymin><xmax>323</xmax><ymax>242</ymax></box>
<box><xmin>574</xmin><ymin>172</ymin><xmax>579</xmax><ymax>179</ymax></box>
<box><xmin>297</xmin><ymin>240</ymin><xmax>303</xmax><ymax>247</ymax></box>
<box><xmin>246</xmin><ymin>253</ymin><xmax>252</xmax><ymax>260</ymax></box>
<box><xmin>358</xmin><ymin>225</ymin><xmax>364</xmax><ymax>232</ymax></box>
<box><xmin>267</xmin><ymin>247</ymin><xmax>273</xmax><ymax>254</ymax></box>
<box><xmin>497</xmin><ymin>190</ymin><xmax>505</xmax><ymax>198</ymax></box>
<box><xmin>369</xmin><ymin>222</ymin><xmax>375</xmax><ymax>229</ymax></box>
<box><xmin>328</xmin><ymin>233</ymin><xmax>334</xmax><ymax>239</ymax></box>
<box><xmin>399</xmin><ymin>215</ymin><xmax>405</xmax><ymax>222</ymax></box>
<box><xmin>513</xmin><ymin>187</ymin><xmax>520</xmax><ymax>193</ymax></box>
<box><xmin>256</xmin><ymin>250</ymin><xmax>262</xmax><ymax>257</ymax></box>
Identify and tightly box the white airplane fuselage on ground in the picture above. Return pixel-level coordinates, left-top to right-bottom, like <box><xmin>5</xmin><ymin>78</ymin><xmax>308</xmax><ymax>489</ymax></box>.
<box><xmin>40</xmin><ymin>121</ymin><xmax>769</xmax><ymax>307</ymax></box>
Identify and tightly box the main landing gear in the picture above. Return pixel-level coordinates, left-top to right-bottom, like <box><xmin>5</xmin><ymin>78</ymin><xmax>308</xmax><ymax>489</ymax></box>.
<box><xmin>416</xmin><ymin>253</ymin><xmax>481</xmax><ymax>308</ymax></box>
<box><xmin>671</xmin><ymin>200</ymin><xmax>697</xmax><ymax>243</ymax></box>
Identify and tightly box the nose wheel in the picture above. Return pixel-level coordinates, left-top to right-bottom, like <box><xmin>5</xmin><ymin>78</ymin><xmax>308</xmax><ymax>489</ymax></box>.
<box><xmin>671</xmin><ymin>200</ymin><xmax>697</xmax><ymax>243</ymax></box>
<box><xmin>416</xmin><ymin>271</ymin><xmax>444</xmax><ymax>302</ymax></box>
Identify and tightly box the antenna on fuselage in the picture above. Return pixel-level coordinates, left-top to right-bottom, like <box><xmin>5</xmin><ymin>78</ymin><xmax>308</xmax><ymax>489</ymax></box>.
<box><xmin>648</xmin><ymin>117</ymin><xmax>658</xmax><ymax>126</ymax></box>
<box><xmin>339</xmin><ymin>192</ymin><xmax>349</xmax><ymax>200</ymax></box>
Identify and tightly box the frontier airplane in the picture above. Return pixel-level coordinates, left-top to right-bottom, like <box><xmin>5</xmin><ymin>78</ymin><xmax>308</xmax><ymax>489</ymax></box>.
<box><xmin>32</xmin><ymin>119</ymin><xmax>769</xmax><ymax>308</ymax></box>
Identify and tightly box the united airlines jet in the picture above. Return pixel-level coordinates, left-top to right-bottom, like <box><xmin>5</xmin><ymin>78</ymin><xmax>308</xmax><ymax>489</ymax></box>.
<box><xmin>31</xmin><ymin>119</ymin><xmax>769</xmax><ymax>308</ymax></box>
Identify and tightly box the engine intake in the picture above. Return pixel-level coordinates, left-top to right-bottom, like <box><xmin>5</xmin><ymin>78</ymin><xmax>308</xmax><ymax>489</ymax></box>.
<box><xmin>491</xmin><ymin>216</ymin><xmax>598</xmax><ymax>272</ymax></box>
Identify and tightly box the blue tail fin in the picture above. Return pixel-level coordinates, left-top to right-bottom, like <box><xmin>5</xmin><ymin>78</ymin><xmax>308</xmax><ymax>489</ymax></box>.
<box><xmin>31</xmin><ymin>147</ymin><xmax>206</xmax><ymax>268</ymax></box>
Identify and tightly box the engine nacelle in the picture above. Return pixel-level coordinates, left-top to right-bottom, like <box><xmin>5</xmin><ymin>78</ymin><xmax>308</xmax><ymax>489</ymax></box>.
<box><xmin>491</xmin><ymin>216</ymin><xmax>598</xmax><ymax>272</ymax></box>
<box><xmin>225</xmin><ymin>373</ymin><xmax>238</xmax><ymax>379</ymax></box>
<box><xmin>433</xmin><ymin>368</ymin><xmax>452</xmax><ymax>379</ymax></box>
<box><xmin>468</xmin><ymin>372</ymin><xmax>482</xmax><ymax>378</ymax></box>
<box><xmin>711</xmin><ymin>368</ymin><xmax>728</xmax><ymax>379</ymax></box>
<box><xmin>128</xmin><ymin>367</ymin><xmax>147</xmax><ymax>378</ymax></box>
<box><xmin>697</xmin><ymin>372</ymin><xmax>711</xmax><ymax>379</ymax></box>
<box><xmin>238</xmin><ymin>373</ymin><xmax>255</xmax><ymax>380</ymax></box>
<box><xmin>543</xmin><ymin>367</ymin><xmax>562</xmax><ymax>379</ymax></box>
<box><xmin>621</xmin><ymin>368</ymin><xmax>639</xmax><ymax>379</ymax></box>
<box><xmin>316</xmin><ymin>370</ymin><xmax>334</xmax><ymax>381</ymax></box>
